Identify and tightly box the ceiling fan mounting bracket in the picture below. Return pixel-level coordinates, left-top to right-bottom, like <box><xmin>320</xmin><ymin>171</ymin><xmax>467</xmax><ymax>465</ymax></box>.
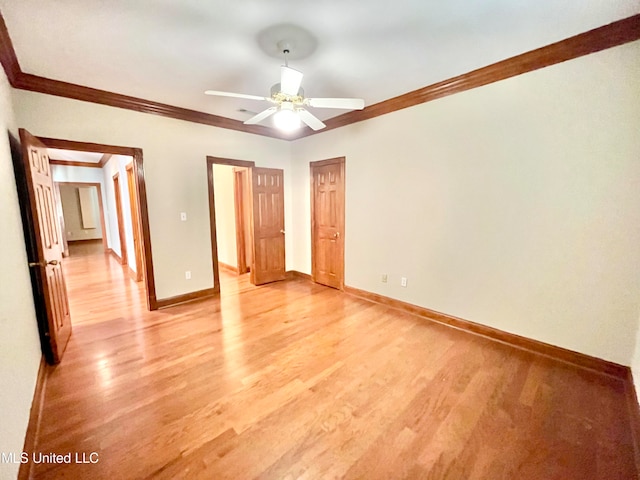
<box><xmin>276</xmin><ymin>40</ymin><xmax>293</xmax><ymax>56</ymax></box>
<box><xmin>257</xmin><ymin>24</ymin><xmax>317</xmax><ymax>61</ymax></box>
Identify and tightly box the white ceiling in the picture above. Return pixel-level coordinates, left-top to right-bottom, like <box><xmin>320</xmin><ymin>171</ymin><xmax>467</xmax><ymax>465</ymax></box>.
<box><xmin>47</xmin><ymin>148</ymin><xmax>103</xmax><ymax>163</ymax></box>
<box><xmin>1</xmin><ymin>1</ymin><xmax>638</xmax><ymax>126</ymax></box>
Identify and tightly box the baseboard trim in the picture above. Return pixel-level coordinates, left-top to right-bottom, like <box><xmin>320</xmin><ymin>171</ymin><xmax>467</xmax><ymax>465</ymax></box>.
<box><xmin>344</xmin><ymin>285</ymin><xmax>628</xmax><ymax>380</ymax></box>
<box><xmin>107</xmin><ymin>248</ymin><xmax>121</xmax><ymax>264</ymax></box>
<box><xmin>286</xmin><ymin>270</ymin><xmax>312</xmax><ymax>281</ymax></box>
<box><xmin>219</xmin><ymin>262</ymin><xmax>239</xmax><ymax>274</ymax></box>
<box><xmin>18</xmin><ymin>357</ymin><xmax>49</xmax><ymax>480</ymax></box>
<box><xmin>155</xmin><ymin>287</ymin><xmax>217</xmax><ymax>309</ymax></box>
<box><xmin>625</xmin><ymin>371</ymin><xmax>640</xmax><ymax>475</ymax></box>
<box><xmin>127</xmin><ymin>265</ymin><xmax>138</xmax><ymax>282</ymax></box>
<box><xmin>67</xmin><ymin>238</ymin><xmax>103</xmax><ymax>244</ymax></box>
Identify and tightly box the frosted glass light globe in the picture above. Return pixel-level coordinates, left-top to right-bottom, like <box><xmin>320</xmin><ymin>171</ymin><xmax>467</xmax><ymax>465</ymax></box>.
<box><xmin>273</xmin><ymin>108</ymin><xmax>301</xmax><ymax>131</ymax></box>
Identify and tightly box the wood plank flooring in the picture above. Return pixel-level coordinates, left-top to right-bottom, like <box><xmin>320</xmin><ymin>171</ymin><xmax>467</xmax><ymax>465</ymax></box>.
<box><xmin>28</xmin><ymin>245</ymin><xmax>638</xmax><ymax>479</ymax></box>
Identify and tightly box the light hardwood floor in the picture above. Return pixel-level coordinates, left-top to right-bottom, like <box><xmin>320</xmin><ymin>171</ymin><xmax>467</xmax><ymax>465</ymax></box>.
<box><xmin>28</xmin><ymin>244</ymin><xmax>637</xmax><ymax>479</ymax></box>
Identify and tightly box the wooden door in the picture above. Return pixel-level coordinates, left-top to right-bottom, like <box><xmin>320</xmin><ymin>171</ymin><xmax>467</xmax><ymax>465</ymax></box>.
<box><xmin>112</xmin><ymin>173</ymin><xmax>127</xmax><ymax>265</ymax></box>
<box><xmin>19</xmin><ymin>129</ymin><xmax>72</xmax><ymax>363</ymax></box>
<box><xmin>234</xmin><ymin>168</ymin><xmax>248</xmax><ymax>274</ymax></box>
<box><xmin>311</xmin><ymin>157</ymin><xmax>345</xmax><ymax>290</ymax></box>
<box><xmin>126</xmin><ymin>163</ymin><xmax>143</xmax><ymax>281</ymax></box>
<box><xmin>250</xmin><ymin>167</ymin><xmax>285</xmax><ymax>285</ymax></box>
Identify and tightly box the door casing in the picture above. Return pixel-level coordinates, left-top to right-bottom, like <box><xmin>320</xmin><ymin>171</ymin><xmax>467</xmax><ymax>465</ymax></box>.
<box><xmin>207</xmin><ymin>156</ymin><xmax>255</xmax><ymax>292</ymax></box>
<box><xmin>27</xmin><ymin>135</ymin><xmax>158</xmax><ymax>310</ymax></box>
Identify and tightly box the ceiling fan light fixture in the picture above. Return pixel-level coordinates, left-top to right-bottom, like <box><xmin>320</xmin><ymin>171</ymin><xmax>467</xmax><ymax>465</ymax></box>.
<box><xmin>273</xmin><ymin>103</ymin><xmax>301</xmax><ymax>132</ymax></box>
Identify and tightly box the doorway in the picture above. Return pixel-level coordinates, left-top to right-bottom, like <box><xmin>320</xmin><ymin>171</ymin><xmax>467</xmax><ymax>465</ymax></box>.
<box><xmin>13</xmin><ymin>130</ymin><xmax>158</xmax><ymax>364</ymax></box>
<box><xmin>50</xmin><ymin>150</ymin><xmax>145</xmax><ymax>283</ymax></box>
<box><xmin>55</xmin><ymin>182</ymin><xmax>108</xmax><ymax>258</ymax></box>
<box><xmin>310</xmin><ymin>157</ymin><xmax>345</xmax><ymax>290</ymax></box>
<box><xmin>206</xmin><ymin>156</ymin><xmax>286</xmax><ymax>290</ymax></box>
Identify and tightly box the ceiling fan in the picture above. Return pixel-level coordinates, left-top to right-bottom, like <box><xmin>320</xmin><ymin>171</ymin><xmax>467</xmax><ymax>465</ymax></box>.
<box><xmin>205</xmin><ymin>47</ymin><xmax>365</xmax><ymax>132</ymax></box>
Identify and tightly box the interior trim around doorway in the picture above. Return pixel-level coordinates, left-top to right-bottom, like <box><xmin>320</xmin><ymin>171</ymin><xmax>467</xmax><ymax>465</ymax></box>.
<box><xmin>206</xmin><ymin>156</ymin><xmax>256</xmax><ymax>293</ymax></box>
<box><xmin>39</xmin><ymin>136</ymin><xmax>158</xmax><ymax>310</ymax></box>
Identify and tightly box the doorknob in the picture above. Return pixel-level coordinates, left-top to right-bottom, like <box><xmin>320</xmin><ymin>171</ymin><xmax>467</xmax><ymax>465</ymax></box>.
<box><xmin>333</xmin><ymin>232</ymin><xmax>340</xmax><ymax>239</ymax></box>
<box><xmin>28</xmin><ymin>259</ymin><xmax>60</xmax><ymax>268</ymax></box>
<box><xmin>280</xmin><ymin>230</ymin><xmax>286</xmax><ymax>234</ymax></box>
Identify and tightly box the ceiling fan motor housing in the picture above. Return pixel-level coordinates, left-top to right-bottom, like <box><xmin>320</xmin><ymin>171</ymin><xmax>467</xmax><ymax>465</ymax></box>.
<box><xmin>271</xmin><ymin>83</ymin><xmax>304</xmax><ymax>99</ymax></box>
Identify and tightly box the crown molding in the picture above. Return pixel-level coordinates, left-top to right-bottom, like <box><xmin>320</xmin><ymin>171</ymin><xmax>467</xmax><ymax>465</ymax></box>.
<box><xmin>0</xmin><ymin>12</ymin><xmax>287</xmax><ymax>140</ymax></box>
<box><xmin>1</xmin><ymin>11</ymin><xmax>638</xmax><ymax>141</ymax></box>
<box><xmin>13</xmin><ymin>73</ymin><xmax>290</xmax><ymax>140</ymax></box>
<box><xmin>291</xmin><ymin>13</ymin><xmax>640</xmax><ymax>139</ymax></box>
<box><xmin>0</xmin><ymin>10</ymin><xmax>19</xmax><ymax>85</ymax></box>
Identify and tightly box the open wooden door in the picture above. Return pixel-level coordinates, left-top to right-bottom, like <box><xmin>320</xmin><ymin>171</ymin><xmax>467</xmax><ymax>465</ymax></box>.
<box><xmin>112</xmin><ymin>172</ymin><xmax>128</xmax><ymax>265</ymax></box>
<box><xmin>126</xmin><ymin>162</ymin><xmax>144</xmax><ymax>281</ymax></box>
<box><xmin>250</xmin><ymin>167</ymin><xmax>286</xmax><ymax>285</ymax></box>
<box><xmin>19</xmin><ymin>129</ymin><xmax>72</xmax><ymax>364</ymax></box>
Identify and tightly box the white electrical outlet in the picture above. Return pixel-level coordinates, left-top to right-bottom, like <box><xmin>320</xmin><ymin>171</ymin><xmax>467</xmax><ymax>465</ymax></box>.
<box><xmin>185</xmin><ymin>271</ymin><xmax>191</xmax><ymax>280</ymax></box>
<box><xmin>401</xmin><ymin>277</ymin><xmax>408</xmax><ymax>287</ymax></box>
<box><xmin>180</xmin><ymin>212</ymin><xmax>187</xmax><ymax>221</ymax></box>
<box><xmin>381</xmin><ymin>274</ymin><xmax>388</xmax><ymax>283</ymax></box>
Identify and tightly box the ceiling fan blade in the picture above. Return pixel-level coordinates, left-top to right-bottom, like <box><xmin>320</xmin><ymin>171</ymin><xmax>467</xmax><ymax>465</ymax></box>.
<box><xmin>205</xmin><ymin>90</ymin><xmax>267</xmax><ymax>102</ymax></box>
<box><xmin>243</xmin><ymin>106</ymin><xmax>278</xmax><ymax>125</ymax></box>
<box><xmin>280</xmin><ymin>66</ymin><xmax>303</xmax><ymax>96</ymax></box>
<box><xmin>297</xmin><ymin>108</ymin><xmax>326</xmax><ymax>131</ymax></box>
<box><xmin>307</xmin><ymin>97</ymin><xmax>365</xmax><ymax>110</ymax></box>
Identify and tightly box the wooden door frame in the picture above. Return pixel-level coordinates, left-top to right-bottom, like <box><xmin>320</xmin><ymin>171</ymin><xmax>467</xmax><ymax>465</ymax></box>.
<box><xmin>38</xmin><ymin>136</ymin><xmax>158</xmax><ymax>310</ymax></box>
<box><xmin>206</xmin><ymin>156</ymin><xmax>255</xmax><ymax>292</ymax></box>
<box><xmin>310</xmin><ymin>156</ymin><xmax>346</xmax><ymax>290</ymax></box>
<box><xmin>233</xmin><ymin>168</ymin><xmax>250</xmax><ymax>274</ymax></box>
<box><xmin>112</xmin><ymin>172</ymin><xmax>128</xmax><ymax>266</ymax></box>
<box><xmin>55</xmin><ymin>181</ymin><xmax>108</xmax><ymax>253</ymax></box>
<box><xmin>126</xmin><ymin>162</ymin><xmax>144</xmax><ymax>282</ymax></box>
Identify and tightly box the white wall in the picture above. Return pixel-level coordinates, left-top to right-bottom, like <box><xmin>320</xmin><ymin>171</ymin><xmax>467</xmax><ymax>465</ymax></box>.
<box><xmin>213</xmin><ymin>164</ymin><xmax>238</xmax><ymax>268</ymax></box>
<box><xmin>291</xmin><ymin>40</ymin><xmax>640</xmax><ymax>366</ymax></box>
<box><xmin>52</xmin><ymin>165</ymin><xmax>111</xmax><ymax>246</ymax></box>
<box><xmin>58</xmin><ymin>184</ymin><xmax>103</xmax><ymax>240</ymax></box>
<box><xmin>13</xmin><ymin>93</ymin><xmax>293</xmax><ymax>300</ymax></box>
<box><xmin>0</xmin><ymin>70</ymin><xmax>42</xmax><ymax>479</ymax></box>
<box><xmin>52</xmin><ymin>164</ymin><xmax>104</xmax><ymax>183</ymax></box>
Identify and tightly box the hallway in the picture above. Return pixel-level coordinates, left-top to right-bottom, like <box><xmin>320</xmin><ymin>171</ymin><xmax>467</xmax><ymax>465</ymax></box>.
<box><xmin>63</xmin><ymin>241</ymin><xmax>146</xmax><ymax>326</ymax></box>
